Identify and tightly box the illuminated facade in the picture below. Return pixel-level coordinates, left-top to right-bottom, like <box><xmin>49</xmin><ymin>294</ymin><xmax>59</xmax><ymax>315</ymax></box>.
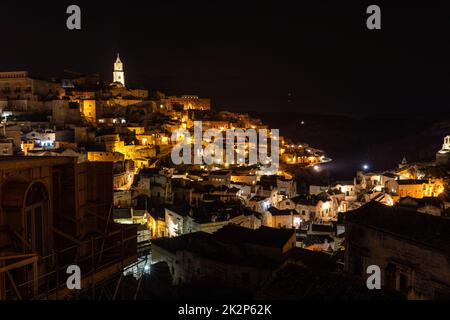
<box><xmin>168</xmin><ymin>95</ymin><xmax>211</xmax><ymax>111</ymax></box>
<box><xmin>436</xmin><ymin>135</ymin><xmax>450</xmax><ymax>165</ymax></box>
<box><xmin>113</xmin><ymin>53</ymin><xmax>125</xmax><ymax>87</ymax></box>
<box><xmin>386</xmin><ymin>179</ymin><xmax>445</xmax><ymax>200</ymax></box>
<box><xmin>79</xmin><ymin>99</ymin><xmax>96</xmax><ymax>125</ymax></box>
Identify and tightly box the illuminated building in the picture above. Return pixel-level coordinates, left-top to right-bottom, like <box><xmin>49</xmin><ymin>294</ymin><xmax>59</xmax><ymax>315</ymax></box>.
<box><xmin>136</xmin><ymin>134</ymin><xmax>154</xmax><ymax>146</ymax></box>
<box><xmin>280</xmin><ymin>144</ymin><xmax>329</xmax><ymax>166</ymax></box>
<box><xmin>205</xmin><ymin>170</ymin><xmax>231</xmax><ymax>187</ymax></box>
<box><xmin>95</xmin><ymin>134</ymin><xmax>122</xmax><ymax>152</ymax></box>
<box><xmin>248</xmin><ymin>196</ymin><xmax>271</xmax><ymax>213</ymax></box>
<box><xmin>91</xmin><ymin>133</ymin><xmax>156</xmax><ymax>173</ymax></box>
<box><xmin>276</xmin><ymin>194</ymin><xmax>335</xmax><ymax>222</ymax></box>
<box><xmin>79</xmin><ymin>99</ymin><xmax>96</xmax><ymax>125</ymax></box>
<box><xmin>113</xmin><ymin>53</ymin><xmax>125</xmax><ymax>87</ymax></box>
<box><xmin>345</xmin><ymin>201</ymin><xmax>450</xmax><ymax>299</ymax></box>
<box><xmin>20</xmin><ymin>141</ymin><xmax>34</xmax><ymax>155</ymax></box>
<box><xmin>113</xmin><ymin>161</ymin><xmax>135</xmax><ymax>190</ymax></box>
<box><xmin>386</xmin><ymin>178</ymin><xmax>445</xmax><ymax>200</ymax></box>
<box><xmin>230</xmin><ymin>172</ymin><xmax>257</xmax><ymax>185</ymax></box>
<box><xmin>145</xmin><ymin>207</ymin><xmax>166</xmax><ymax>239</ymax></box>
<box><xmin>356</xmin><ymin>171</ymin><xmax>397</xmax><ymax>192</ymax></box>
<box><xmin>436</xmin><ymin>135</ymin><xmax>450</xmax><ymax>165</ymax></box>
<box><xmin>23</xmin><ymin>129</ymin><xmax>55</xmax><ymax>149</ymax></box>
<box><xmin>87</xmin><ymin>151</ymin><xmax>125</xmax><ymax>162</ymax></box>
<box><xmin>334</xmin><ymin>180</ymin><xmax>356</xmax><ymax>198</ymax></box>
<box><xmin>263</xmin><ymin>207</ymin><xmax>302</xmax><ymax>229</ymax></box>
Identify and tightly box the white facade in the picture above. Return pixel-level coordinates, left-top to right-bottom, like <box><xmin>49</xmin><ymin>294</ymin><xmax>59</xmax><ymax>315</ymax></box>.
<box><xmin>24</xmin><ymin>130</ymin><xmax>56</xmax><ymax>148</ymax></box>
<box><xmin>442</xmin><ymin>135</ymin><xmax>450</xmax><ymax>151</ymax></box>
<box><xmin>277</xmin><ymin>197</ymin><xmax>335</xmax><ymax>222</ymax></box>
<box><xmin>165</xmin><ymin>208</ymin><xmax>187</xmax><ymax>237</ymax></box>
<box><xmin>436</xmin><ymin>135</ymin><xmax>450</xmax><ymax>165</ymax></box>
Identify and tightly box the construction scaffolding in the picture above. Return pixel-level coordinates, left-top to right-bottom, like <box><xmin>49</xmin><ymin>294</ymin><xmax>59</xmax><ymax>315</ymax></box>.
<box><xmin>0</xmin><ymin>157</ymin><xmax>151</xmax><ymax>300</ymax></box>
<box><xmin>0</xmin><ymin>223</ymin><xmax>139</xmax><ymax>300</ymax></box>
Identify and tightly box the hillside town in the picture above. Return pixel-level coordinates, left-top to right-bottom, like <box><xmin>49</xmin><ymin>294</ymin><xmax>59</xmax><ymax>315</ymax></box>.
<box><xmin>0</xmin><ymin>55</ymin><xmax>450</xmax><ymax>300</ymax></box>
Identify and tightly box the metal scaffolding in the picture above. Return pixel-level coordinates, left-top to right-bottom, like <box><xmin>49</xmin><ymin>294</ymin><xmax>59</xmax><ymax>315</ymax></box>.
<box><xmin>0</xmin><ymin>223</ymin><xmax>139</xmax><ymax>300</ymax></box>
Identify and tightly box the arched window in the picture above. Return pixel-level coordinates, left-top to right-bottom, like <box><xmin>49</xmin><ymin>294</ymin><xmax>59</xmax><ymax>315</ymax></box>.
<box><xmin>25</xmin><ymin>183</ymin><xmax>49</xmax><ymax>255</ymax></box>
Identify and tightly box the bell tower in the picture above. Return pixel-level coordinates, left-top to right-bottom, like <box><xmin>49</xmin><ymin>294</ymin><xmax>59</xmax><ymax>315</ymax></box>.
<box><xmin>436</xmin><ymin>135</ymin><xmax>450</xmax><ymax>165</ymax></box>
<box><xmin>442</xmin><ymin>135</ymin><xmax>450</xmax><ymax>151</ymax></box>
<box><xmin>113</xmin><ymin>53</ymin><xmax>125</xmax><ymax>86</ymax></box>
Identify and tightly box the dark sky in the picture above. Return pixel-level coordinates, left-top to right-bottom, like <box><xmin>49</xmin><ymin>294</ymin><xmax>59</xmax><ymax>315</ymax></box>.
<box><xmin>1</xmin><ymin>0</ymin><xmax>450</xmax><ymax>115</ymax></box>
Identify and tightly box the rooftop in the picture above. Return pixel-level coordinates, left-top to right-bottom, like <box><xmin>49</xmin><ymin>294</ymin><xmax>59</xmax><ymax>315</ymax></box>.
<box><xmin>213</xmin><ymin>225</ymin><xmax>295</xmax><ymax>249</ymax></box>
<box><xmin>152</xmin><ymin>228</ymin><xmax>283</xmax><ymax>269</ymax></box>
<box><xmin>398</xmin><ymin>196</ymin><xmax>444</xmax><ymax>210</ymax></box>
<box><xmin>267</xmin><ymin>207</ymin><xmax>295</xmax><ymax>216</ymax></box>
<box><xmin>209</xmin><ymin>170</ymin><xmax>231</xmax><ymax>176</ymax></box>
<box><xmin>290</xmin><ymin>194</ymin><xmax>329</xmax><ymax>206</ymax></box>
<box><xmin>395</xmin><ymin>179</ymin><xmax>429</xmax><ymax>185</ymax></box>
<box><xmin>347</xmin><ymin>201</ymin><xmax>450</xmax><ymax>252</ymax></box>
<box><xmin>256</xmin><ymin>262</ymin><xmax>402</xmax><ymax>300</ymax></box>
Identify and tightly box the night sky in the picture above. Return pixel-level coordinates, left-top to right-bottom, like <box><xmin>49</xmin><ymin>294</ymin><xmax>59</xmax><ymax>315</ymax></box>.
<box><xmin>2</xmin><ymin>0</ymin><xmax>450</xmax><ymax>115</ymax></box>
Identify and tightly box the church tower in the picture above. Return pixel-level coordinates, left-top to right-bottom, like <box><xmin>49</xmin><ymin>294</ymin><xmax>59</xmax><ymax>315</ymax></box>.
<box><xmin>436</xmin><ymin>135</ymin><xmax>450</xmax><ymax>165</ymax></box>
<box><xmin>113</xmin><ymin>53</ymin><xmax>125</xmax><ymax>87</ymax></box>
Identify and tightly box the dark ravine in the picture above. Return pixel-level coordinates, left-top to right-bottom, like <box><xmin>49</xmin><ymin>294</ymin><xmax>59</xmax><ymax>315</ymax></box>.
<box><xmin>254</xmin><ymin>111</ymin><xmax>450</xmax><ymax>179</ymax></box>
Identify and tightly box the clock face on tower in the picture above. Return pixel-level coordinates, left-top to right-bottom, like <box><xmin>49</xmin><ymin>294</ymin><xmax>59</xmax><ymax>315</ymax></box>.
<box><xmin>113</xmin><ymin>54</ymin><xmax>125</xmax><ymax>86</ymax></box>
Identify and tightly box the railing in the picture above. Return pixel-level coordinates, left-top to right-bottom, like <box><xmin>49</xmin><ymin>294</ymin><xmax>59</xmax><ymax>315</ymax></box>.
<box><xmin>2</xmin><ymin>224</ymin><xmax>138</xmax><ymax>300</ymax></box>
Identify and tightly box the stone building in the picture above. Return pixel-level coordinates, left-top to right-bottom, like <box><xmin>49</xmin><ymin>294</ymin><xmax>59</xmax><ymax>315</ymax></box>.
<box><xmin>113</xmin><ymin>54</ymin><xmax>125</xmax><ymax>87</ymax></box>
<box><xmin>0</xmin><ymin>157</ymin><xmax>137</xmax><ymax>299</ymax></box>
<box><xmin>263</xmin><ymin>207</ymin><xmax>302</xmax><ymax>229</ymax></box>
<box><xmin>386</xmin><ymin>178</ymin><xmax>444</xmax><ymax>199</ymax></box>
<box><xmin>345</xmin><ymin>201</ymin><xmax>450</xmax><ymax>300</ymax></box>
<box><xmin>0</xmin><ymin>71</ymin><xmax>63</xmax><ymax>101</ymax></box>
<box><xmin>168</xmin><ymin>95</ymin><xmax>211</xmax><ymax>111</ymax></box>
<box><xmin>79</xmin><ymin>99</ymin><xmax>96</xmax><ymax>125</ymax></box>
<box><xmin>152</xmin><ymin>225</ymin><xmax>296</xmax><ymax>288</ymax></box>
<box><xmin>277</xmin><ymin>194</ymin><xmax>334</xmax><ymax>222</ymax></box>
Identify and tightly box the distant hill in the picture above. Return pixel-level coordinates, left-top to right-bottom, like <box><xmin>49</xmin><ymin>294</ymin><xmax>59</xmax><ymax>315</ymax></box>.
<box><xmin>252</xmin><ymin>111</ymin><xmax>450</xmax><ymax>179</ymax></box>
